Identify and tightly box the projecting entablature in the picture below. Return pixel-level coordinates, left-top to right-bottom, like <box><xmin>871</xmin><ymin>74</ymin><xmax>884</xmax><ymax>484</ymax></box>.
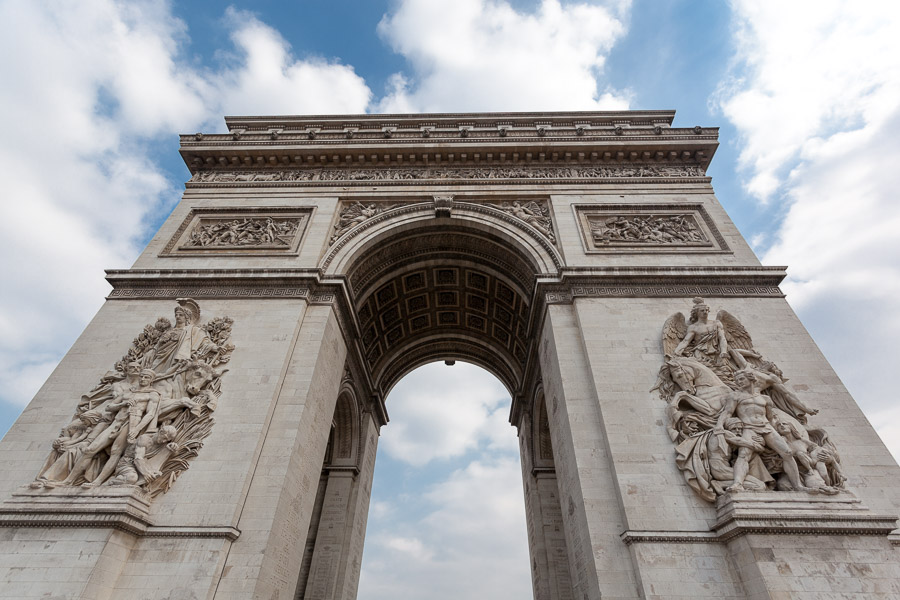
<box><xmin>179</xmin><ymin>110</ymin><xmax>717</xmax><ymax>184</ymax></box>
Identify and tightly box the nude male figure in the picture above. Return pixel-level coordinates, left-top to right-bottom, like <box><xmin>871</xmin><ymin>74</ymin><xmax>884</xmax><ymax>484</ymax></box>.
<box><xmin>715</xmin><ymin>369</ymin><xmax>811</xmax><ymax>493</ymax></box>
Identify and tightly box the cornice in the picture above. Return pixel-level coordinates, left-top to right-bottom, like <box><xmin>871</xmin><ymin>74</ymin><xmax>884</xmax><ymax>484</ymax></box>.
<box><xmin>222</xmin><ymin>109</ymin><xmax>679</xmax><ymax>130</ymax></box>
<box><xmin>104</xmin><ymin>266</ymin><xmax>787</xmax><ymax>299</ymax></box>
<box><xmin>537</xmin><ymin>266</ymin><xmax>788</xmax><ymax>304</ymax></box>
<box><xmin>180</xmin><ymin>111</ymin><xmax>717</xmax><ymax>175</ymax></box>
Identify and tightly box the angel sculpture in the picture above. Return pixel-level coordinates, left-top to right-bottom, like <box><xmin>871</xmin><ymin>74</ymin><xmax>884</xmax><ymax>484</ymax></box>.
<box><xmin>499</xmin><ymin>201</ymin><xmax>556</xmax><ymax>244</ymax></box>
<box><xmin>653</xmin><ymin>297</ymin><xmax>844</xmax><ymax>501</ymax></box>
<box><xmin>330</xmin><ymin>202</ymin><xmax>384</xmax><ymax>244</ymax></box>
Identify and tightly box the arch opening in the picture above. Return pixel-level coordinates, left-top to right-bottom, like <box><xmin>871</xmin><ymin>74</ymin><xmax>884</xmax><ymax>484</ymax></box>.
<box><xmin>356</xmin><ymin>361</ymin><xmax>532</xmax><ymax>599</ymax></box>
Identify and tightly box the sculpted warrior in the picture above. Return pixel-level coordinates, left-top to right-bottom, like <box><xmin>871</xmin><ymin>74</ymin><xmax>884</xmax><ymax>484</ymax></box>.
<box><xmin>144</xmin><ymin>298</ymin><xmax>216</xmax><ymax>375</ymax></box>
<box><xmin>29</xmin><ymin>299</ymin><xmax>233</xmax><ymax>496</ymax></box>
<box><xmin>714</xmin><ymin>369</ymin><xmax>812</xmax><ymax>493</ymax></box>
<box><xmin>656</xmin><ymin>297</ymin><xmax>845</xmax><ymax>501</ymax></box>
<box><xmin>107</xmin><ymin>425</ymin><xmax>178</xmax><ymax>487</ymax></box>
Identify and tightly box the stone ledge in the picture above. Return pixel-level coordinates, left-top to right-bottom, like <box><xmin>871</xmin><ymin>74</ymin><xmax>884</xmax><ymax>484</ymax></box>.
<box><xmin>622</xmin><ymin>492</ymin><xmax>899</xmax><ymax>545</ymax></box>
<box><xmin>0</xmin><ymin>487</ymin><xmax>240</xmax><ymax>540</ymax></box>
<box><xmin>712</xmin><ymin>491</ymin><xmax>898</xmax><ymax>542</ymax></box>
<box><xmin>620</xmin><ymin>530</ymin><xmax>719</xmax><ymax>545</ymax></box>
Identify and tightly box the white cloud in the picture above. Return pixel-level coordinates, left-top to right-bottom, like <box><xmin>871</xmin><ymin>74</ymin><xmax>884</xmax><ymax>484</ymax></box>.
<box><xmin>361</xmin><ymin>363</ymin><xmax>530</xmax><ymax>599</ymax></box>
<box><xmin>874</xmin><ymin>405</ymin><xmax>900</xmax><ymax>463</ymax></box>
<box><xmin>716</xmin><ymin>1</ymin><xmax>900</xmax><ymax>458</ymax></box>
<box><xmin>716</xmin><ymin>1</ymin><xmax>900</xmax><ymax>201</ymax></box>
<box><xmin>376</xmin><ymin>0</ymin><xmax>631</xmax><ymax>112</ymax></box>
<box><xmin>359</xmin><ymin>457</ymin><xmax>530</xmax><ymax>600</ymax></box>
<box><xmin>381</xmin><ymin>362</ymin><xmax>514</xmax><ymax>466</ymax></box>
<box><xmin>213</xmin><ymin>8</ymin><xmax>372</xmax><ymax>117</ymax></box>
<box><xmin>0</xmin><ymin>1</ymin><xmax>371</xmax><ymax>409</ymax></box>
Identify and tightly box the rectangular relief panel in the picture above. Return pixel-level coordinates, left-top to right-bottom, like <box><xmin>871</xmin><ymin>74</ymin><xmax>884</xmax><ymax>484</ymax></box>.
<box><xmin>161</xmin><ymin>206</ymin><xmax>312</xmax><ymax>257</ymax></box>
<box><xmin>573</xmin><ymin>203</ymin><xmax>729</xmax><ymax>254</ymax></box>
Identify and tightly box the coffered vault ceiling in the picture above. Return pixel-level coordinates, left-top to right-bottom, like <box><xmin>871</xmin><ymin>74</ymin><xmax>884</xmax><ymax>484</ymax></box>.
<box><xmin>347</xmin><ymin>226</ymin><xmax>537</xmax><ymax>395</ymax></box>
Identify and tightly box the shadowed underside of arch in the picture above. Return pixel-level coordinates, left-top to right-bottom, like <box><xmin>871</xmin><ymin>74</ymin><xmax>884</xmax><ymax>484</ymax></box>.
<box><xmin>340</xmin><ymin>210</ymin><xmax>556</xmax><ymax>396</ymax></box>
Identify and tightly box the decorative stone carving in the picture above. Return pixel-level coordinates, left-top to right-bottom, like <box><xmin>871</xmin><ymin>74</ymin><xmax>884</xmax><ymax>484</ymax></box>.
<box><xmin>184</xmin><ymin>217</ymin><xmax>301</xmax><ymax>248</ymax></box>
<box><xmin>161</xmin><ymin>208</ymin><xmax>310</xmax><ymax>257</ymax></box>
<box><xmin>434</xmin><ymin>195</ymin><xmax>454</xmax><ymax>218</ymax></box>
<box><xmin>30</xmin><ymin>299</ymin><xmax>233</xmax><ymax>498</ymax></box>
<box><xmin>491</xmin><ymin>200</ymin><xmax>556</xmax><ymax>244</ymax></box>
<box><xmin>330</xmin><ymin>202</ymin><xmax>395</xmax><ymax>245</ymax></box>
<box><xmin>189</xmin><ymin>164</ymin><xmax>706</xmax><ymax>184</ymax></box>
<box><xmin>652</xmin><ymin>297</ymin><xmax>845</xmax><ymax>502</ymax></box>
<box><xmin>574</xmin><ymin>204</ymin><xmax>727</xmax><ymax>254</ymax></box>
<box><xmin>590</xmin><ymin>214</ymin><xmax>706</xmax><ymax>245</ymax></box>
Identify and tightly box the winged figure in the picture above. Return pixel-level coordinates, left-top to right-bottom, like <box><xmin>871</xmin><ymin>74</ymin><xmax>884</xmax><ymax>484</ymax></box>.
<box><xmin>330</xmin><ymin>202</ymin><xmax>383</xmax><ymax>244</ymax></box>
<box><xmin>653</xmin><ymin>297</ymin><xmax>843</xmax><ymax>502</ymax></box>
<box><xmin>500</xmin><ymin>200</ymin><xmax>556</xmax><ymax>244</ymax></box>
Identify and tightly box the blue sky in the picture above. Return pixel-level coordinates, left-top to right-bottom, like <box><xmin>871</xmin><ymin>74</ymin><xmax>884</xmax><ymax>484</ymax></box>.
<box><xmin>1</xmin><ymin>1</ymin><xmax>899</xmax><ymax>598</ymax></box>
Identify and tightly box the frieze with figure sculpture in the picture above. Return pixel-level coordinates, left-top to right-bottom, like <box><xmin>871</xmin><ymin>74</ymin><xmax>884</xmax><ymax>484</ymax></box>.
<box><xmin>652</xmin><ymin>297</ymin><xmax>845</xmax><ymax>502</ymax></box>
<box><xmin>29</xmin><ymin>299</ymin><xmax>234</xmax><ymax>498</ymax></box>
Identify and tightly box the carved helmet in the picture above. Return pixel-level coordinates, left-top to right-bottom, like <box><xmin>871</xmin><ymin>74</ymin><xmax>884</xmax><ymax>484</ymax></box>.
<box><xmin>175</xmin><ymin>298</ymin><xmax>201</xmax><ymax>324</ymax></box>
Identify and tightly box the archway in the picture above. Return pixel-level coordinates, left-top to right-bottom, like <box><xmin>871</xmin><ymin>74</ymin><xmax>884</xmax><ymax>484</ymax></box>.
<box><xmin>295</xmin><ymin>204</ymin><xmax>575</xmax><ymax>599</ymax></box>
<box><xmin>356</xmin><ymin>361</ymin><xmax>530</xmax><ymax>599</ymax></box>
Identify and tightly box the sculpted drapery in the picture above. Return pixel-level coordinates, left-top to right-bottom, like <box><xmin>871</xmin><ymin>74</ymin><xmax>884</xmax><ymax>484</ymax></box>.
<box><xmin>31</xmin><ymin>299</ymin><xmax>233</xmax><ymax>498</ymax></box>
<box><xmin>654</xmin><ymin>297</ymin><xmax>845</xmax><ymax>501</ymax></box>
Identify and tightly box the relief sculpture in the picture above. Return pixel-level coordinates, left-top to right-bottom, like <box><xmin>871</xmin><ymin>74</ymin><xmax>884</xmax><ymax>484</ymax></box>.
<box><xmin>30</xmin><ymin>299</ymin><xmax>233</xmax><ymax>498</ymax></box>
<box><xmin>652</xmin><ymin>297</ymin><xmax>845</xmax><ymax>501</ymax></box>
<box><xmin>590</xmin><ymin>214</ymin><xmax>706</xmax><ymax>245</ymax></box>
<box><xmin>330</xmin><ymin>202</ymin><xmax>393</xmax><ymax>244</ymax></box>
<box><xmin>492</xmin><ymin>200</ymin><xmax>556</xmax><ymax>244</ymax></box>
<box><xmin>190</xmin><ymin>164</ymin><xmax>705</xmax><ymax>184</ymax></box>
<box><xmin>185</xmin><ymin>216</ymin><xmax>301</xmax><ymax>248</ymax></box>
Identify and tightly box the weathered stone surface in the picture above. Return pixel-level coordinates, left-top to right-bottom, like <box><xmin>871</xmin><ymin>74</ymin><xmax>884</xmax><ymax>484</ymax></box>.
<box><xmin>1</xmin><ymin>110</ymin><xmax>898</xmax><ymax>599</ymax></box>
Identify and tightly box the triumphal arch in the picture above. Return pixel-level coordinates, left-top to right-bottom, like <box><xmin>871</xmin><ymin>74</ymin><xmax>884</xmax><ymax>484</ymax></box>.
<box><xmin>1</xmin><ymin>111</ymin><xmax>898</xmax><ymax>599</ymax></box>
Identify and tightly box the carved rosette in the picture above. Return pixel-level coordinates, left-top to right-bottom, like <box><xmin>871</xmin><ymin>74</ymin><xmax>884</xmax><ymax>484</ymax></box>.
<box><xmin>653</xmin><ymin>297</ymin><xmax>846</xmax><ymax>502</ymax></box>
<box><xmin>30</xmin><ymin>299</ymin><xmax>234</xmax><ymax>499</ymax></box>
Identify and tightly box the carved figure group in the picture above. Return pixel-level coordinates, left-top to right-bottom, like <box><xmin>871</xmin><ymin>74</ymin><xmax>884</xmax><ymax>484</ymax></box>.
<box><xmin>653</xmin><ymin>297</ymin><xmax>845</xmax><ymax>501</ymax></box>
<box><xmin>191</xmin><ymin>164</ymin><xmax>705</xmax><ymax>184</ymax></box>
<box><xmin>591</xmin><ymin>214</ymin><xmax>705</xmax><ymax>245</ymax></box>
<box><xmin>185</xmin><ymin>217</ymin><xmax>300</xmax><ymax>248</ymax></box>
<box><xmin>493</xmin><ymin>200</ymin><xmax>556</xmax><ymax>244</ymax></box>
<box><xmin>31</xmin><ymin>299</ymin><xmax>233</xmax><ymax>497</ymax></box>
<box><xmin>330</xmin><ymin>202</ymin><xmax>390</xmax><ymax>244</ymax></box>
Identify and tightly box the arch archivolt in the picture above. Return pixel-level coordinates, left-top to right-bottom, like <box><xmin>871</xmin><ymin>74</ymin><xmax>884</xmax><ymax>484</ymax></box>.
<box><xmin>322</xmin><ymin>198</ymin><xmax>562</xmax><ymax>279</ymax></box>
<box><xmin>325</xmin><ymin>197</ymin><xmax>561</xmax><ymax>399</ymax></box>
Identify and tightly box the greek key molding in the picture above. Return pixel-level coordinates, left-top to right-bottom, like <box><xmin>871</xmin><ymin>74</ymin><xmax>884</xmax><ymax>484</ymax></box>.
<box><xmin>0</xmin><ymin>512</ymin><xmax>241</xmax><ymax>540</ymax></box>
<box><xmin>713</xmin><ymin>512</ymin><xmax>898</xmax><ymax>542</ymax></box>
<box><xmin>620</xmin><ymin>530</ymin><xmax>719</xmax><ymax>545</ymax></box>
<box><xmin>108</xmin><ymin>287</ymin><xmax>311</xmax><ymax>300</ymax></box>
<box><xmin>544</xmin><ymin>284</ymin><xmax>784</xmax><ymax>303</ymax></box>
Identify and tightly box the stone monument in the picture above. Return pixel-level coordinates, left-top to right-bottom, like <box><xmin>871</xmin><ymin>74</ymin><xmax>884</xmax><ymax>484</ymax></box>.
<box><xmin>0</xmin><ymin>111</ymin><xmax>897</xmax><ymax>599</ymax></box>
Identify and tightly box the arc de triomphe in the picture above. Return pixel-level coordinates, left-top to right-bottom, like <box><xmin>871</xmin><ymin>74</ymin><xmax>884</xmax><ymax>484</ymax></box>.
<box><xmin>0</xmin><ymin>111</ymin><xmax>898</xmax><ymax>599</ymax></box>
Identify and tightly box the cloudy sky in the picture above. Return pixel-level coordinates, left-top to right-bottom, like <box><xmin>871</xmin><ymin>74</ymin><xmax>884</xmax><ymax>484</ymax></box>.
<box><xmin>1</xmin><ymin>0</ymin><xmax>898</xmax><ymax>597</ymax></box>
